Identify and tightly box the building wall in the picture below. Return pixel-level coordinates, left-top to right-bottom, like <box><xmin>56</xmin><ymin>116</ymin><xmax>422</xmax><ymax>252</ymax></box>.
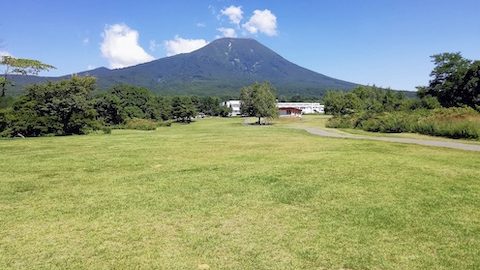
<box><xmin>279</xmin><ymin>108</ymin><xmax>302</xmax><ymax>117</ymax></box>
<box><xmin>222</xmin><ymin>100</ymin><xmax>325</xmax><ymax>116</ymax></box>
<box><xmin>222</xmin><ymin>100</ymin><xmax>241</xmax><ymax>116</ymax></box>
<box><xmin>277</xmin><ymin>103</ymin><xmax>324</xmax><ymax>114</ymax></box>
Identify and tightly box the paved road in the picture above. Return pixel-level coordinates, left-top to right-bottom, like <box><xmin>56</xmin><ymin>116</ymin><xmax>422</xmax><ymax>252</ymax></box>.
<box><xmin>304</xmin><ymin>127</ymin><xmax>480</xmax><ymax>152</ymax></box>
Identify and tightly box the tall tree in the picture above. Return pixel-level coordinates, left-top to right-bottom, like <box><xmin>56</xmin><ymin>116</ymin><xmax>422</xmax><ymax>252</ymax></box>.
<box><xmin>240</xmin><ymin>82</ymin><xmax>278</xmax><ymax>124</ymax></box>
<box><xmin>0</xmin><ymin>56</ymin><xmax>55</xmax><ymax>96</ymax></box>
<box><xmin>419</xmin><ymin>52</ymin><xmax>479</xmax><ymax>109</ymax></box>
<box><xmin>171</xmin><ymin>96</ymin><xmax>196</xmax><ymax>123</ymax></box>
<box><xmin>5</xmin><ymin>76</ymin><xmax>97</xmax><ymax>137</ymax></box>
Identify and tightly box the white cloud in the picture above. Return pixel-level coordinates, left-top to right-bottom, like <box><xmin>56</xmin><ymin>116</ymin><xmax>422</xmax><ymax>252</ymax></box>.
<box><xmin>217</xmin><ymin>27</ymin><xmax>237</xmax><ymax>38</ymax></box>
<box><xmin>0</xmin><ymin>51</ymin><xmax>12</xmax><ymax>57</ymax></box>
<box><xmin>242</xmin><ymin>9</ymin><xmax>278</xmax><ymax>36</ymax></box>
<box><xmin>100</xmin><ymin>23</ymin><xmax>154</xmax><ymax>68</ymax></box>
<box><xmin>82</xmin><ymin>37</ymin><xmax>90</xmax><ymax>45</ymax></box>
<box><xmin>196</xmin><ymin>22</ymin><xmax>206</xmax><ymax>27</ymax></box>
<box><xmin>87</xmin><ymin>65</ymin><xmax>95</xmax><ymax>70</ymax></box>
<box><xmin>221</xmin><ymin>5</ymin><xmax>243</xmax><ymax>25</ymax></box>
<box><xmin>149</xmin><ymin>40</ymin><xmax>160</xmax><ymax>52</ymax></box>
<box><xmin>164</xmin><ymin>36</ymin><xmax>208</xmax><ymax>56</ymax></box>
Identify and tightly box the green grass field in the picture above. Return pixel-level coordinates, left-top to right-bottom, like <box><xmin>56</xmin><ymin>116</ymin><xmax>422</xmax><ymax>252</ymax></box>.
<box><xmin>1</xmin><ymin>117</ymin><xmax>479</xmax><ymax>269</ymax></box>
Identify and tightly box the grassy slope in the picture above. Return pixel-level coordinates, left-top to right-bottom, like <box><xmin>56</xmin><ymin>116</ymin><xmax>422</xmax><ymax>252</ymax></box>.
<box><xmin>0</xmin><ymin>118</ymin><xmax>479</xmax><ymax>269</ymax></box>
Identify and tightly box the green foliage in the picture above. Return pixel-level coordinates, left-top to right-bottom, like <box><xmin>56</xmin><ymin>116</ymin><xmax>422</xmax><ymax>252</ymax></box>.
<box><xmin>0</xmin><ymin>108</ymin><xmax>11</xmax><ymax>136</ymax></box>
<box><xmin>171</xmin><ymin>96</ymin><xmax>196</xmax><ymax>122</ymax></box>
<box><xmin>1</xmin><ymin>56</ymin><xmax>56</xmax><ymax>75</ymax></box>
<box><xmin>419</xmin><ymin>52</ymin><xmax>480</xmax><ymax>109</ymax></box>
<box><xmin>1</xmin><ymin>76</ymin><xmax>98</xmax><ymax>137</ymax></box>
<box><xmin>101</xmin><ymin>126</ymin><xmax>112</xmax><ymax>134</ymax></box>
<box><xmin>157</xmin><ymin>120</ymin><xmax>173</xmax><ymax>127</ymax></box>
<box><xmin>123</xmin><ymin>118</ymin><xmax>158</xmax><ymax>131</ymax></box>
<box><xmin>94</xmin><ymin>93</ymin><xmax>126</xmax><ymax>125</ymax></box>
<box><xmin>240</xmin><ymin>81</ymin><xmax>278</xmax><ymax>124</ymax></box>
<box><xmin>0</xmin><ymin>96</ymin><xmax>16</xmax><ymax>109</ymax></box>
<box><xmin>94</xmin><ymin>85</ymin><xmax>173</xmax><ymax>125</ymax></box>
<box><xmin>360</xmin><ymin>112</ymin><xmax>414</xmax><ymax>133</ymax></box>
<box><xmin>327</xmin><ymin>107</ymin><xmax>480</xmax><ymax>139</ymax></box>
<box><xmin>325</xmin><ymin>115</ymin><xmax>358</xmax><ymax>129</ymax></box>
<box><xmin>403</xmin><ymin>94</ymin><xmax>441</xmax><ymax>110</ymax></box>
<box><xmin>1</xmin><ymin>55</ymin><xmax>55</xmax><ymax>97</ymax></box>
<box><xmin>192</xmin><ymin>96</ymin><xmax>230</xmax><ymax>116</ymax></box>
<box><xmin>324</xmin><ymin>86</ymin><xmax>408</xmax><ymax>115</ymax></box>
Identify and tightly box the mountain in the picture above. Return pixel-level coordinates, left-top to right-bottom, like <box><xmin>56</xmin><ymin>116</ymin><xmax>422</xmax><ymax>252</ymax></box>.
<box><xmin>9</xmin><ymin>38</ymin><xmax>358</xmax><ymax>96</ymax></box>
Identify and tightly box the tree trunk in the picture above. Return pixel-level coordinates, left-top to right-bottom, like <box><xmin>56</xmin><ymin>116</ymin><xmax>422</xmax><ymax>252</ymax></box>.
<box><xmin>258</xmin><ymin>116</ymin><xmax>261</xmax><ymax>125</ymax></box>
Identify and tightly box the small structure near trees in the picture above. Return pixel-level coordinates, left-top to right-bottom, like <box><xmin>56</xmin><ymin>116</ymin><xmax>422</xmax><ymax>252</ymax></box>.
<box><xmin>279</xmin><ymin>107</ymin><xmax>302</xmax><ymax>117</ymax></box>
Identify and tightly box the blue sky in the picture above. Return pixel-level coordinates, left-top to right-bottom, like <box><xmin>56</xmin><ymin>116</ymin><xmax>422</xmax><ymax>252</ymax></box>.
<box><xmin>1</xmin><ymin>0</ymin><xmax>479</xmax><ymax>91</ymax></box>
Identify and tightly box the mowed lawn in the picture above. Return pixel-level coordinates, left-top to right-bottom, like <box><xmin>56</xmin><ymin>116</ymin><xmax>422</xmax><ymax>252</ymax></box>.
<box><xmin>1</xmin><ymin>118</ymin><xmax>479</xmax><ymax>269</ymax></box>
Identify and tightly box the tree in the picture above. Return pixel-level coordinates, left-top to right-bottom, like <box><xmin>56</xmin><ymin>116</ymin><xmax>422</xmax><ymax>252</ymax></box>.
<box><xmin>94</xmin><ymin>93</ymin><xmax>126</xmax><ymax>125</ymax></box>
<box><xmin>4</xmin><ymin>76</ymin><xmax>97</xmax><ymax>137</ymax></box>
<box><xmin>0</xmin><ymin>56</ymin><xmax>55</xmax><ymax>97</ymax></box>
<box><xmin>240</xmin><ymin>82</ymin><xmax>278</xmax><ymax>124</ymax></box>
<box><xmin>94</xmin><ymin>84</ymin><xmax>171</xmax><ymax>124</ymax></box>
<box><xmin>171</xmin><ymin>96</ymin><xmax>196</xmax><ymax>122</ymax></box>
<box><xmin>323</xmin><ymin>91</ymin><xmax>361</xmax><ymax>115</ymax></box>
<box><xmin>419</xmin><ymin>52</ymin><xmax>480</xmax><ymax>109</ymax></box>
<box><xmin>194</xmin><ymin>96</ymin><xmax>230</xmax><ymax>116</ymax></box>
<box><xmin>323</xmin><ymin>86</ymin><xmax>410</xmax><ymax>115</ymax></box>
<box><xmin>460</xmin><ymin>60</ymin><xmax>480</xmax><ymax>110</ymax></box>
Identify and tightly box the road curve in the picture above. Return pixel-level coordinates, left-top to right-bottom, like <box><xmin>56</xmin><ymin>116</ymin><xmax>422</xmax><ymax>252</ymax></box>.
<box><xmin>304</xmin><ymin>127</ymin><xmax>480</xmax><ymax>152</ymax></box>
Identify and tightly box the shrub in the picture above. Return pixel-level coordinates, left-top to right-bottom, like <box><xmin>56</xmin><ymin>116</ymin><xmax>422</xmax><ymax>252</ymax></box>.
<box><xmin>325</xmin><ymin>115</ymin><xmax>356</xmax><ymax>128</ymax></box>
<box><xmin>123</xmin><ymin>118</ymin><xmax>157</xmax><ymax>131</ymax></box>
<box><xmin>102</xmin><ymin>126</ymin><xmax>112</xmax><ymax>134</ymax></box>
<box><xmin>327</xmin><ymin>107</ymin><xmax>480</xmax><ymax>140</ymax></box>
<box><xmin>359</xmin><ymin>112</ymin><xmax>414</xmax><ymax>133</ymax></box>
<box><xmin>157</xmin><ymin>120</ymin><xmax>172</xmax><ymax>127</ymax></box>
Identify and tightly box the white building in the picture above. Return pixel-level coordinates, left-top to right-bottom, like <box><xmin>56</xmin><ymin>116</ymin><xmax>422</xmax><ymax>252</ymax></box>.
<box><xmin>222</xmin><ymin>100</ymin><xmax>324</xmax><ymax>116</ymax></box>
<box><xmin>277</xmin><ymin>102</ymin><xmax>324</xmax><ymax>114</ymax></box>
<box><xmin>222</xmin><ymin>100</ymin><xmax>241</xmax><ymax>116</ymax></box>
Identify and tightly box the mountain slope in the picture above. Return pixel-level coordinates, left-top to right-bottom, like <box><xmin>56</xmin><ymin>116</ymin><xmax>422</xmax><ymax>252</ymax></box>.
<box><xmin>9</xmin><ymin>38</ymin><xmax>358</xmax><ymax>96</ymax></box>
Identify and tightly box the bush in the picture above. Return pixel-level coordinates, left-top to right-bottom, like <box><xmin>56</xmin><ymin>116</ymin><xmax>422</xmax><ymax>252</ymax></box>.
<box><xmin>157</xmin><ymin>120</ymin><xmax>172</xmax><ymax>127</ymax></box>
<box><xmin>2</xmin><ymin>77</ymin><xmax>99</xmax><ymax>137</ymax></box>
<box><xmin>123</xmin><ymin>118</ymin><xmax>157</xmax><ymax>131</ymax></box>
<box><xmin>326</xmin><ymin>107</ymin><xmax>480</xmax><ymax>139</ymax></box>
<box><xmin>325</xmin><ymin>115</ymin><xmax>357</xmax><ymax>128</ymax></box>
<box><xmin>102</xmin><ymin>126</ymin><xmax>112</xmax><ymax>134</ymax></box>
<box><xmin>360</xmin><ymin>112</ymin><xmax>414</xmax><ymax>133</ymax></box>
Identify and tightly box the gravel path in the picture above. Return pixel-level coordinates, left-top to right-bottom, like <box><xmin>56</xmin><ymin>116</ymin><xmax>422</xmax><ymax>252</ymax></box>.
<box><xmin>304</xmin><ymin>127</ymin><xmax>480</xmax><ymax>152</ymax></box>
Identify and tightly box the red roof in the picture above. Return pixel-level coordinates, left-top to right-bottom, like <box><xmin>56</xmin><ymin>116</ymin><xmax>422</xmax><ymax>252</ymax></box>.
<box><xmin>279</xmin><ymin>107</ymin><xmax>302</xmax><ymax>112</ymax></box>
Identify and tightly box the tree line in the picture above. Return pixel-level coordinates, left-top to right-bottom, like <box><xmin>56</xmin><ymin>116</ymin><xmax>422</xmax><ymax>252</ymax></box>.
<box><xmin>323</xmin><ymin>52</ymin><xmax>480</xmax><ymax>139</ymax></box>
<box><xmin>0</xmin><ymin>76</ymin><xmax>232</xmax><ymax>137</ymax></box>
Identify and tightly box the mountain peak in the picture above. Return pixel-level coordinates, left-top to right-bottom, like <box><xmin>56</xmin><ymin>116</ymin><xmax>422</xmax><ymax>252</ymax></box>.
<box><xmin>206</xmin><ymin>37</ymin><xmax>266</xmax><ymax>50</ymax></box>
<box><xmin>11</xmin><ymin>38</ymin><xmax>357</xmax><ymax>96</ymax></box>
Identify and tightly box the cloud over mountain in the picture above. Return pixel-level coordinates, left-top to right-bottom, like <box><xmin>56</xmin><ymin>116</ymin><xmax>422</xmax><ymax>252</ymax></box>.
<box><xmin>164</xmin><ymin>36</ymin><xmax>208</xmax><ymax>56</ymax></box>
<box><xmin>217</xmin><ymin>27</ymin><xmax>237</xmax><ymax>38</ymax></box>
<box><xmin>220</xmin><ymin>5</ymin><xmax>243</xmax><ymax>25</ymax></box>
<box><xmin>243</xmin><ymin>9</ymin><xmax>278</xmax><ymax>36</ymax></box>
<box><xmin>100</xmin><ymin>23</ymin><xmax>154</xmax><ymax>68</ymax></box>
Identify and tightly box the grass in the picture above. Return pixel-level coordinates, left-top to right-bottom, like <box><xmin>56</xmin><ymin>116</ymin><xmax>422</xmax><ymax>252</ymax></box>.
<box><xmin>1</xmin><ymin>117</ymin><xmax>479</xmax><ymax>269</ymax></box>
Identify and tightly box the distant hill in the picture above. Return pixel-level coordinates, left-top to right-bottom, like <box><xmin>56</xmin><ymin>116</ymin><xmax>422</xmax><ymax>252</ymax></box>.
<box><xmin>10</xmin><ymin>38</ymin><xmax>359</xmax><ymax>97</ymax></box>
